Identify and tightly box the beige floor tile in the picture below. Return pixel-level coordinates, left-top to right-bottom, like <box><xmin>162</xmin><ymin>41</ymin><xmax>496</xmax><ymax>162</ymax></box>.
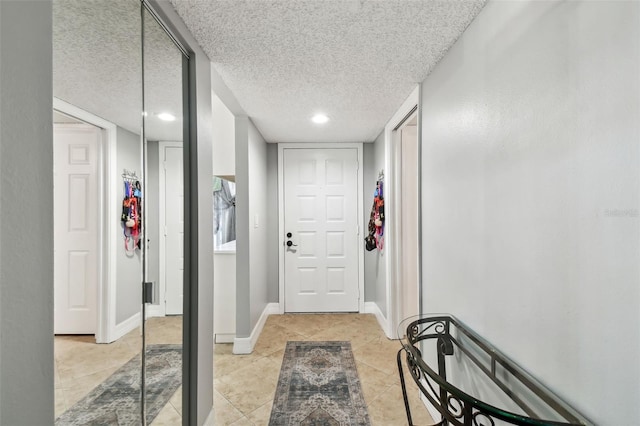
<box><xmin>229</xmin><ymin>416</ymin><xmax>255</xmax><ymax>426</ymax></box>
<box><xmin>57</xmin><ymin>341</ymin><xmax>138</xmax><ymax>384</ymax></box>
<box><xmin>54</xmin><ymin>335</ymin><xmax>96</xmax><ymax>360</ymax></box>
<box><xmin>214</xmin><ymin>390</ymin><xmax>245</xmax><ymax>425</ymax></box>
<box><xmin>353</xmin><ymin>337</ymin><xmax>402</xmax><ymax>376</ymax></box>
<box><xmin>356</xmin><ymin>361</ymin><xmax>396</xmax><ymax>402</ymax></box>
<box><xmin>368</xmin><ymin>384</ymin><xmax>415</xmax><ymax>426</ymax></box>
<box><xmin>216</xmin><ymin>357</ymin><xmax>280</xmax><ymax>414</ymax></box>
<box><xmin>265</xmin><ymin>348</ymin><xmax>286</xmax><ymax>365</ymax></box>
<box><xmin>269</xmin><ymin>313</ymin><xmax>349</xmax><ymax>338</ymax></box>
<box><xmin>215</xmin><ymin>351</ymin><xmax>263</xmax><ymax>379</ymax></box>
<box><xmin>253</xmin><ymin>324</ymin><xmax>306</xmax><ymax>356</ymax></box>
<box><xmin>215</xmin><ymin>343</ymin><xmax>234</xmax><ymax>355</ymax></box>
<box><xmin>309</xmin><ymin>321</ymin><xmax>381</xmax><ymax>350</ymax></box>
<box><xmin>151</xmin><ymin>401</ymin><xmax>182</xmax><ymax>425</ymax></box>
<box><xmin>55</xmin><ymin>388</ymin><xmax>67</xmax><ymax>418</ymax></box>
<box><xmin>246</xmin><ymin>400</ymin><xmax>273</xmax><ymax>425</ymax></box>
<box><xmin>61</xmin><ymin>366</ymin><xmax>120</xmax><ymax>407</ymax></box>
<box><xmin>169</xmin><ymin>386</ymin><xmax>182</xmax><ymax>415</ymax></box>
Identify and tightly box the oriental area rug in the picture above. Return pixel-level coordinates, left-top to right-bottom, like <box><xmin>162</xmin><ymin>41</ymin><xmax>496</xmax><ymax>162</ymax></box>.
<box><xmin>269</xmin><ymin>341</ymin><xmax>371</xmax><ymax>425</ymax></box>
<box><xmin>55</xmin><ymin>344</ymin><xmax>181</xmax><ymax>425</ymax></box>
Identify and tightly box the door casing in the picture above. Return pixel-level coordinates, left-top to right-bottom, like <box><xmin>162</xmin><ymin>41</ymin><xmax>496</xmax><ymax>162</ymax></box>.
<box><xmin>278</xmin><ymin>143</ymin><xmax>365</xmax><ymax>314</ymax></box>
<box><xmin>384</xmin><ymin>85</ymin><xmax>421</xmax><ymax>339</ymax></box>
<box><xmin>159</xmin><ymin>141</ymin><xmax>184</xmax><ymax>316</ymax></box>
<box><xmin>53</xmin><ymin>97</ymin><xmax>118</xmax><ymax>344</ymax></box>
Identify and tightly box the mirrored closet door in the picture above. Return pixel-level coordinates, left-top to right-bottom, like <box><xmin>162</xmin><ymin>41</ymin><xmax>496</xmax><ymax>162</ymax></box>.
<box><xmin>52</xmin><ymin>1</ymin><xmax>186</xmax><ymax>424</ymax></box>
<box><xmin>141</xmin><ymin>3</ymin><xmax>186</xmax><ymax>424</ymax></box>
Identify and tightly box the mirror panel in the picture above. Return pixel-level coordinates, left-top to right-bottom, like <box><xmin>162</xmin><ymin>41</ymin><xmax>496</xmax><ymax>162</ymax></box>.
<box><xmin>52</xmin><ymin>0</ymin><xmax>185</xmax><ymax>423</ymax></box>
<box><xmin>141</xmin><ymin>5</ymin><xmax>185</xmax><ymax>424</ymax></box>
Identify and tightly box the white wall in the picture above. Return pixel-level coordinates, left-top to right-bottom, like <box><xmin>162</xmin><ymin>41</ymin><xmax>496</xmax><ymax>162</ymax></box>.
<box><xmin>0</xmin><ymin>0</ymin><xmax>54</xmax><ymax>423</ymax></box>
<box><xmin>235</xmin><ymin>117</ymin><xmax>250</xmax><ymax>336</ymax></box>
<box><xmin>248</xmin><ymin>121</ymin><xmax>269</xmax><ymax>327</ymax></box>
<box><xmin>116</xmin><ymin>126</ymin><xmax>142</xmax><ymax>324</ymax></box>
<box><xmin>364</xmin><ymin>132</ymin><xmax>387</xmax><ymax>317</ymax></box>
<box><xmin>235</xmin><ymin>117</ymin><xmax>270</xmax><ymax>337</ymax></box>
<box><xmin>211</xmin><ymin>92</ymin><xmax>235</xmax><ymax>177</ymax></box>
<box><xmin>420</xmin><ymin>1</ymin><xmax>639</xmax><ymax>423</ymax></box>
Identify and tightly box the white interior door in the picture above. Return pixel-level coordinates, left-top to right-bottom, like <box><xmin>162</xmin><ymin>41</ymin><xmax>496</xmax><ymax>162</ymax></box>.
<box><xmin>283</xmin><ymin>148</ymin><xmax>359</xmax><ymax>312</ymax></box>
<box><xmin>161</xmin><ymin>142</ymin><xmax>184</xmax><ymax>315</ymax></box>
<box><xmin>400</xmin><ymin>125</ymin><xmax>420</xmax><ymax>319</ymax></box>
<box><xmin>54</xmin><ymin>123</ymin><xmax>100</xmax><ymax>334</ymax></box>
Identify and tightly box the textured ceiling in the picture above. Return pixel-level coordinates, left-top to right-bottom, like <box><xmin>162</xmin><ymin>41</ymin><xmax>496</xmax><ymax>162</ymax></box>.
<box><xmin>53</xmin><ymin>0</ymin><xmax>183</xmax><ymax>141</ymax></box>
<box><xmin>170</xmin><ymin>0</ymin><xmax>486</xmax><ymax>143</ymax></box>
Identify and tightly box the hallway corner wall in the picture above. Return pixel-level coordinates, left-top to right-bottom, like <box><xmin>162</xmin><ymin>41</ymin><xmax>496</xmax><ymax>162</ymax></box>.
<box><xmin>0</xmin><ymin>0</ymin><xmax>55</xmax><ymax>423</ymax></box>
<box><xmin>235</xmin><ymin>117</ymin><xmax>271</xmax><ymax>339</ymax></box>
<box><xmin>363</xmin><ymin>132</ymin><xmax>387</xmax><ymax>317</ymax></box>
<box><xmin>419</xmin><ymin>1</ymin><xmax>639</xmax><ymax>423</ymax></box>
<box><xmin>248</xmin><ymin>120</ymin><xmax>269</xmax><ymax>329</ymax></box>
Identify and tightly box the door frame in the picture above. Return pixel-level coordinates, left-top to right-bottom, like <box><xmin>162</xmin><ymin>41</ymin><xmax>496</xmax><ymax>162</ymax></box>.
<box><xmin>53</xmin><ymin>97</ymin><xmax>117</xmax><ymax>344</ymax></box>
<box><xmin>384</xmin><ymin>85</ymin><xmax>421</xmax><ymax>338</ymax></box>
<box><xmin>277</xmin><ymin>143</ymin><xmax>365</xmax><ymax>314</ymax></box>
<box><xmin>157</xmin><ymin>141</ymin><xmax>183</xmax><ymax>317</ymax></box>
<box><xmin>393</xmin><ymin>110</ymin><xmax>420</xmax><ymax>329</ymax></box>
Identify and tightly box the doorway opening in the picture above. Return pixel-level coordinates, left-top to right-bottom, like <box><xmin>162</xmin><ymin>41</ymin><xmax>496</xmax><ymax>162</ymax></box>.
<box><xmin>53</xmin><ymin>100</ymin><xmax>118</xmax><ymax>345</ymax></box>
<box><xmin>392</xmin><ymin>110</ymin><xmax>420</xmax><ymax>327</ymax></box>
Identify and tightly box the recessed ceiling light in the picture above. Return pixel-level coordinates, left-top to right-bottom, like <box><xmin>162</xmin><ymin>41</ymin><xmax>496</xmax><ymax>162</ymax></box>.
<box><xmin>311</xmin><ymin>113</ymin><xmax>329</xmax><ymax>124</ymax></box>
<box><xmin>157</xmin><ymin>112</ymin><xmax>176</xmax><ymax>122</ymax></box>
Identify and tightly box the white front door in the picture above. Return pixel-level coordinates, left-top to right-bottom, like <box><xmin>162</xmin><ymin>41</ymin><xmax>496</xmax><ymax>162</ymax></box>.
<box><xmin>283</xmin><ymin>148</ymin><xmax>359</xmax><ymax>312</ymax></box>
<box><xmin>54</xmin><ymin>123</ymin><xmax>100</xmax><ymax>334</ymax></box>
<box><xmin>161</xmin><ymin>142</ymin><xmax>184</xmax><ymax>315</ymax></box>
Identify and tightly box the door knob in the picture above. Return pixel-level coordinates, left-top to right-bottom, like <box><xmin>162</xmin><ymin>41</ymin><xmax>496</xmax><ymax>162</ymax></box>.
<box><xmin>286</xmin><ymin>232</ymin><xmax>292</xmax><ymax>238</ymax></box>
<box><xmin>286</xmin><ymin>240</ymin><xmax>297</xmax><ymax>247</ymax></box>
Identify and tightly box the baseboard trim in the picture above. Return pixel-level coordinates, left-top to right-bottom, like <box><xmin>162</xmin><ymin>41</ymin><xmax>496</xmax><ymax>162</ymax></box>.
<box><xmin>215</xmin><ymin>333</ymin><xmax>235</xmax><ymax>344</ymax></box>
<box><xmin>364</xmin><ymin>302</ymin><xmax>393</xmax><ymax>339</ymax></box>
<box><xmin>233</xmin><ymin>303</ymin><xmax>279</xmax><ymax>354</ymax></box>
<box><xmin>113</xmin><ymin>312</ymin><xmax>141</xmax><ymax>341</ymax></box>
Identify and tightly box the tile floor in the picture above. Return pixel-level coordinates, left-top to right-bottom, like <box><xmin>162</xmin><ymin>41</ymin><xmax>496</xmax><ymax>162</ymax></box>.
<box><xmin>55</xmin><ymin>316</ymin><xmax>183</xmax><ymax>424</ymax></box>
<box><xmin>214</xmin><ymin>313</ymin><xmax>434</xmax><ymax>426</ymax></box>
<box><xmin>55</xmin><ymin>313</ymin><xmax>434</xmax><ymax>426</ymax></box>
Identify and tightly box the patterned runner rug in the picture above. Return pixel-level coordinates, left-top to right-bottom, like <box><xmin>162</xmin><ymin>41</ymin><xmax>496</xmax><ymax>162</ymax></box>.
<box><xmin>269</xmin><ymin>341</ymin><xmax>371</xmax><ymax>425</ymax></box>
<box><xmin>55</xmin><ymin>344</ymin><xmax>181</xmax><ymax>425</ymax></box>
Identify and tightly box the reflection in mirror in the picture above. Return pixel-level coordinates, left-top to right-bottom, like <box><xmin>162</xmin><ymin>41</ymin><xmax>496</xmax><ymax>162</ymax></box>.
<box><xmin>141</xmin><ymin>5</ymin><xmax>185</xmax><ymax>424</ymax></box>
<box><xmin>52</xmin><ymin>0</ymin><xmax>149</xmax><ymax>423</ymax></box>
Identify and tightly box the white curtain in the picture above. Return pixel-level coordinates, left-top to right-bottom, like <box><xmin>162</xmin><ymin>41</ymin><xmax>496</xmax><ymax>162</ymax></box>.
<box><xmin>213</xmin><ymin>177</ymin><xmax>236</xmax><ymax>247</ymax></box>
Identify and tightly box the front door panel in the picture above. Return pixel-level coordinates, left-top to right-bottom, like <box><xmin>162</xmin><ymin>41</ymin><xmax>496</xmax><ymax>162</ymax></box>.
<box><xmin>283</xmin><ymin>148</ymin><xmax>359</xmax><ymax>312</ymax></box>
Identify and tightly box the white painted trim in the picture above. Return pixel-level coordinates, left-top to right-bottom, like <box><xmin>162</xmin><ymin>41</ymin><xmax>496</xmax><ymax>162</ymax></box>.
<box><xmin>233</xmin><ymin>302</ymin><xmax>279</xmax><ymax>354</ymax></box>
<box><xmin>277</xmin><ymin>142</ymin><xmax>365</xmax><ymax>314</ymax></box>
<box><xmin>364</xmin><ymin>302</ymin><xmax>393</xmax><ymax>339</ymax></box>
<box><xmin>113</xmin><ymin>312</ymin><xmax>141</xmax><ymax>341</ymax></box>
<box><xmin>53</xmin><ymin>98</ymin><xmax>118</xmax><ymax>344</ymax></box>
<box><xmin>214</xmin><ymin>333</ymin><xmax>235</xmax><ymax>344</ymax></box>
<box><xmin>384</xmin><ymin>87</ymin><xmax>420</xmax><ymax>340</ymax></box>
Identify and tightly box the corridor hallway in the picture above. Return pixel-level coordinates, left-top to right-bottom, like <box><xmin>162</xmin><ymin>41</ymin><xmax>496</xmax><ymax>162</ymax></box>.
<box><xmin>55</xmin><ymin>314</ymin><xmax>432</xmax><ymax>425</ymax></box>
